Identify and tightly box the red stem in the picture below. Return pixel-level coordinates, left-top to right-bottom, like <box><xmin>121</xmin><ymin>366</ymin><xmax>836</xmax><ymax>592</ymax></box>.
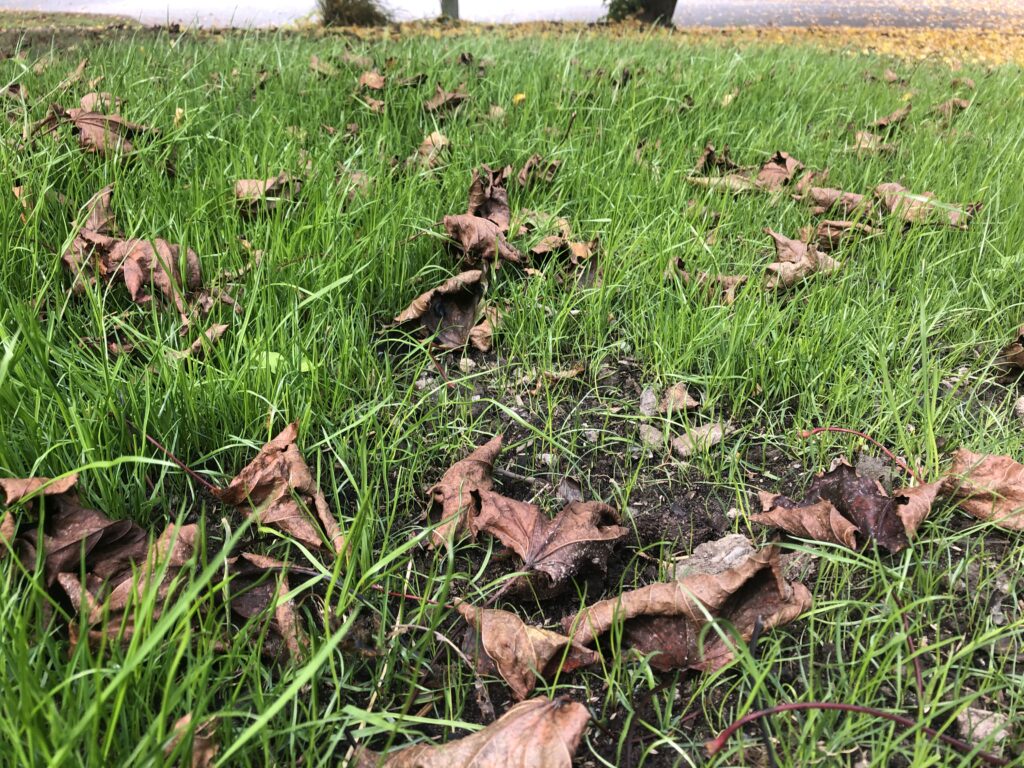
<box><xmin>705</xmin><ymin>702</ymin><xmax>1008</xmax><ymax>766</ymax></box>
<box><xmin>367</xmin><ymin>583</ymin><xmax>453</xmax><ymax>609</ymax></box>
<box><xmin>425</xmin><ymin>347</ymin><xmax>456</xmax><ymax>390</ymax></box>
<box><xmin>124</xmin><ymin>418</ymin><xmax>219</xmax><ymax>495</ymax></box>
<box><xmin>800</xmin><ymin>426</ymin><xmax>922</xmax><ymax>484</ymax></box>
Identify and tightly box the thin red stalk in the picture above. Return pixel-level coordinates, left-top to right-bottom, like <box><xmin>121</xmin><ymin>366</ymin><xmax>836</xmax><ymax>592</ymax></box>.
<box><xmin>425</xmin><ymin>347</ymin><xmax>456</xmax><ymax>390</ymax></box>
<box><xmin>367</xmin><ymin>583</ymin><xmax>452</xmax><ymax>609</ymax></box>
<box><xmin>706</xmin><ymin>702</ymin><xmax>1008</xmax><ymax>766</ymax></box>
<box><xmin>800</xmin><ymin>426</ymin><xmax>921</xmax><ymax>484</ymax></box>
<box><xmin>891</xmin><ymin>594</ymin><xmax>926</xmax><ymax>703</ymax></box>
<box><xmin>124</xmin><ymin>418</ymin><xmax>219</xmax><ymax>495</ymax></box>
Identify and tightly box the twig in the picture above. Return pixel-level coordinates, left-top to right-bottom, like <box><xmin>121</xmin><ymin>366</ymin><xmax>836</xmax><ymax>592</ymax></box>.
<box><xmin>799</xmin><ymin>426</ymin><xmax>922</xmax><ymax>484</ymax></box>
<box><xmin>706</xmin><ymin>702</ymin><xmax>1008</xmax><ymax>766</ymax></box>
<box><xmin>123</xmin><ymin>417</ymin><xmax>219</xmax><ymax>495</ymax></box>
<box><xmin>425</xmin><ymin>346</ymin><xmax>456</xmax><ymax>390</ymax></box>
<box><xmin>366</xmin><ymin>583</ymin><xmax>453</xmax><ymax>609</ymax></box>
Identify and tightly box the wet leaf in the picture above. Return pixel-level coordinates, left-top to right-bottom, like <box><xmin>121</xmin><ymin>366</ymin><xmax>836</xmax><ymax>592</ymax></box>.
<box><xmin>393</xmin><ymin>269</ymin><xmax>492</xmax><ymax>350</ymax></box>
<box><xmin>425</xmin><ymin>435</ymin><xmax>502</xmax><ymax>548</ymax></box>
<box><xmin>752</xmin><ymin>460</ymin><xmax>939</xmax><ymax>552</ymax></box>
<box><xmin>443</xmin><ymin>214</ymin><xmax>523</xmax><ymax>266</ymax></box>
<box><xmin>355</xmin><ymin>697</ymin><xmax>589</xmax><ymax>768</ymax></box>
<box><xmin>165</xmin><ymin>714</ymin><xmax>219</xmax><ymax>768</ymax></box>
<box><xmin>458</xmin><ymin>603</ymin><xmax>598</xmax><ymax>700</ymax></box>
<box><xmin>563</xmin><ymin>546</ymin><xmax>811</xmax><ymax>672</ymax></box>
<box><xmin>517</xmin><ymin>154</ymin><xmax>561</xmax><ymax>187</ymax></box>
<box><xmin>424</xmin><ymin>84</ymin><xmax>468</xmax><ymax>112</ymax></box>
<box><xmin>945</xmin><ymin>449</ymin><xmax>1024</xmax><ymax>530</ymax></box>
<box><xmin>473</xmin><ymin>490</ymin><xmax>627</xmax><ymax>595</ymax></box>
<box><xmin>764</xmin><ymin>229</ymin><xmax>841</xmax><ymax>290</ymax></box>
<box><xmin>408</xmin><ymin>130</ymin><xmax>449</xmax><ymax>169</ymax></box>
<box><xmin>874</xmin><ymin>183</ymin><xmax>980</xmax><ymax>228</ymax></box>
<box><xmin>215</xmin><ymin>423</ymin><xmax>346</xmax><ymax>553</ymax></box>
<box><xmin>234</xmin><ymin>172</ymin><xmax>301</xmax><ymax>215</ymax></box>
<box><xmin>358</xmin><ymin>69</ymin><xmax>385</xmax><ymax>90</ymax></box>
<box><xmin>872</xmin><ymin>103</ymin><xmax>912</xmax><ymax>131</ymax></box>
<box><xmin>467</xmin><ymin>164</ymin><xmax>512</xmax><ymax>231</ymax></box>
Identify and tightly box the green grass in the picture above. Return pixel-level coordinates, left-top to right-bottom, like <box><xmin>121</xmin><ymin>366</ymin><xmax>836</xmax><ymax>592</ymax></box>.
<box><xmin>1</xmin><ymin>26</ymin><xmax>1023</xmax><ymax>766</ymax></box>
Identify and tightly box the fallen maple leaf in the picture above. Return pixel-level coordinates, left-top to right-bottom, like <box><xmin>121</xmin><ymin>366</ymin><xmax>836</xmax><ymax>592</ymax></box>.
<box><xmin>408</xmin><ymin>130</ymin><xmax>449</xmax><ymax>169</ymax></box>
<box><xmin>473</xmin><ymin>490</ymin><xmax>627</xmax><ymax>596</ymax></box>
<box><xmin>392</xmin><ymin>269</ymin><xmax>493</xmax><ymax>350</ymax></box>
<box><xmin>215</xmin><ymin>423</ymin><xmax>346</xmax><ymax>554</ymax></box>
<box><xmin>458</xmin><ymin>603</ymin><xmax>598</xmax><ymax>700</ymax></box>
<box><xmin>764</xmin><ymin>229</ymin><xmax>840</xmax><ymax>290</ymax></box>
<box><xmin>794</xmin><ymin>186</ymin><xmax>870</xmax><ymax>217</ymax></box>
<box><xmin>443</xmin><ymin>214</ymin><xmax>523</xmax><ymax>266</ymax></box>
<box><xmin>354</xmin><ymin>697</ymin><xmax>589</xmax><ymax>768</ymax></box>
<box><xmin>165</xmin><ymin>714</ymin><xmax>219</xmax><ymax>768</ymax></box>
<box><xmin>467</xmin><ymin>164</ymin><xmax>512</xmax><ymax>231</ymax></box>
<box><xmin>563</xmin><ymin>546</ymin><xmax>810</xmax><ymax>672</ymax></box>
<box><xmin>806</xmin><ymin>220</ymin><xmax>879</xmax><ymax>252</ymax></box>
<box><xmin>358</xmin><ymin>69</ymin><xmax>385</xmax><ymax>90</ymax></box>
<box><xmin>753</xmin><ymin>460</ymin><xmax>942</xmax><ymax>552</ymax></box>
<box><xmin>424</xmin><ymin>83</ymin><xmax>468</xmax><ymax>112</ymax></box>
<box><xmin>518</xmin><ymin>154</ymin><xmax>561</xmax><ymax>187</ymax></box>
<box><xmin>234</xmin><ymin>173</ymin><xmax>301</xmax><ymax>215</ymax></box>
<box><xmin>426</xmin><ymin>435</ymin><xmax>502</xmax><ymax>549</ymax></box>
<box><xmin>933</xmin><ymin>97</ymin><xmax>971</xmax><ymax>120</ymax></box>
<box><xmin>945</xmin><ymin>449</ymin><xmax>1024</xmax><ymax>530</ymax></box>
<box><xmin>872</xmin><ymin>103</ymin><xmax>912</xmax><ymax>131</ymax></box>
<box><xmin>874</xmin><ymin>183</ymin><xmax>979</xmax><ymax>228</ymax></box>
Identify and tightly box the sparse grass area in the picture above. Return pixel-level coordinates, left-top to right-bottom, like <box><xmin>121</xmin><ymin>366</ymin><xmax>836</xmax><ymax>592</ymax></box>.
<box><xmin>1</xmin><ymin>26</ymin><xmax>1023</xmax><ymax>767</ymax></box>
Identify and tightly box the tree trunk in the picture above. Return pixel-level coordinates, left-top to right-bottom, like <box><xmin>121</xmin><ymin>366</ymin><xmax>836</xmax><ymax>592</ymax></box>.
<box><xmin>635</xmin><ymin>0</ymin><xmax>677</xmax><ymax>25</ymax></box>
<box><xmin>441</xmin><ymin>0</ymin><xmax>459</xmax><ymax>20</ymax></box>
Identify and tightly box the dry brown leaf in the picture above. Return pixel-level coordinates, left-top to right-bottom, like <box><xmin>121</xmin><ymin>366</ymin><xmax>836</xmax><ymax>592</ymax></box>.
<box><xmin>234</xmin><ymin>173</ymin><xmax>301</xmax><ymax>214</ymax></box>
<box><xmin>755</xmin><ymin>151</ymin><xmax>804</xmax><ymax>191</ymax></box>
<box><xmin>808</xmin><ymin>220</ymin><xmax>879</xmax><ymax>252</ymax></box>
<box><xmin>44</xmin><ymin>105</ymin><xmax>152</xmax><ymax>156</ymax></box>
<box><xmin>82</xmin><ymin>184</ymin><xmax>116</xmax><ymax>234</ymax></box>
<box><xmin>764</xmin><ymin>228</ymin><xmax>840</xmax><ymax>290</ymax></box>
<box><xmin>79</xmin><ymin>91</ymin><xmax>122</xmax><ymax>112</ymax></box>
<box><xmin>945</xmin><ymin>449</ymin><xmax>1024</xmax><ymax>530</ymax></box>
<box><xmin>409</xmin><ymin>130</ymin><xmax>449</xmax><ymax>169</ymax></box>
<box><xmin>563</xmin><ymin>546</ymin><xmax>810</xmax><ymax>672</ymax></box>
<box><xmin>933</xmin><ymin>97</ymin><xmax>971</xmax><ymax>120</ymax></box>
<box><xmin>951</xmin><ymin>77</ymin><xmax>976</xmax><ymax>91</ymax></box>
<box><xmin>466</xmin><ymin>305</ymin><xmax>500</xmax><ymax>353</ymax></box>
<box><xmin>392</xmin><ymin>270</ymin><xmax>491</xmax><ymax>350</ymax></box>
<box><xmin>872</xmin><ymin>103</ymin><xmax>912</xmax><ymax>131</ymax></box>
<box><xmin>309</xmin><ymin>55</ymin><xmax>338</xmax><ymax>78</ymax></box>
<box><xmin>874</xmin><ymin>183</ymin><xmax>979</xmax><ymax>228</ymax></box>
<box><xmin>660</xmin><ymin>383</ymin><xmax>700</xmax><ymax>413</ymax></box>
<box><xmin>169</xmin><ymin>323</ymin><xmax>229</xmax><ymax>361</ymax></box>
<box><xmin>358</xmin><ymin>69</ymin><xmax>385</xmax><ymax>90</ymax></box>
<box><xmin>850</xmin><ymin>130</ymin><xmax>896</xmax><ymax>154</ymax></box>
<box><xmin>354</xmin><ymin>697</ymin><xmax>589</xmax><ymax>768</ymax></box>
<box><xmin>365</xmin><ymin>96</ymin><xmax>385</xmax><ymax>113</ymax></box>
<box><xmin>458</xmin><ymin>603</ymin><xmax>598</xmax><ymax>700</ymax></box>
<box><xmin>425</xmin><ymin>435</ymin><xmax>502</xmax><ymax>548</ymax></box>
<box><xmin>225</xmin><ymin>552</ymin><xmax>307</xmax><ymax>658</ymax></box>
<box><xmin>795</xmin><ymin>186</ymin><xmax>870</xmax><ymax>217</ymax></box>
<box><xmin>215</xmin><ymin>423</ymin><xmax>345</xmax><ymax>553</ymax></box>
<box><xmin>518</xmin><ymin>154</ymin><xmax>561</xmax><ymax>187</ymax></box>
<box><xmin>443</xmin><ymin>214</ymin><xmax>523</xmax><ymax>266</ymax></box>
<box><xmin>57</xmin><ymin>58</ymin><xmax>88</xmax><ymax>92</ymax></box>
<box><xmin>753</xmin><ymin>494</ymin><xmax>859</xmax><ymax>550</ymax></box>
<box><xmin>1000</xmin><ymin>325</ymin><xmax>1024</xmax><ymax>373</ymax></box>
<box><xmin>0</xmin><ymin>475</ymin><xmax>78</xmax><ymax>550</ymax></box>
<box><xmin>424</xmin><ymin>83</ymin><xmax>468</xmax><ymax>112</ymax></box>
<box><xmin>467</xmin><ymin>164</ymin><xmax>512</xmax><ymax>231</ymax></box>
<box><xmin>670</xmin><ymin>422</ymin><xmax>732</xmax><ymax>458</ymax></box>
<box><xmin>666</xmin><ymin>258</ymin><xmax>748</xmax><ymax>304</ymax></box>
<box><xmin>165</xmin><ymin>714</ymin><xmax>220</xmax><ymax>768</ymax></box>
<box><xmin>473</xmin><ymin>490</ymin><xmax>627</xmax><ymax>595</ymax></box>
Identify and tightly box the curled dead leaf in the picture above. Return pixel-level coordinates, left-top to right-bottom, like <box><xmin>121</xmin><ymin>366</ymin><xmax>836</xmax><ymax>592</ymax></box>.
<box><xmin>354</xmin><ymin>697</ymin><xmax>589</xmax><ymax>768</ymax></box>
<box><xmin>808</xmin><ymin>220</ymin><xmax>879</xmax><ymax>252</ymax></box>
<box><xmin>443</xmin><ymin>214</ymin><xmax>523</xmax><ymax>266</ymax></box>
<box><xmin>518</xmin><ymin>154</ymin><xmax>561</xmax><ymax>187</ymax></box>
<box><xmin>872</xmin><ymin>103</ymin><xmax>912</xmax><ymax>131</ymax></box>
<box><xmin>563</xmin><ymin>546</ymin><xmax>810</xmax><ymax>672</ymax></box>
<box><xmin>424</xmin><ymin>83</ymin><xmax>468</xmax><ymax>112</ymax></box>
<box><xmin>764</xmin><ymin>228</ymin><xmax>840</xmax><ymax>290</ymax></box>
<box><xmin>393</xmin><ymin>269</ymin><xmax>492</xmax><ymax>350</ymax></box>
<box><xmin>1000</xmin><ymin>325</ymin><xmax>1024</xmax><ymax>373</ymax></box>
<box><xmin>234</xmin><ymin>172</ymin><xmax>301</xmax><ymax>214</ymax></box>
<box><xmin>933</xmin><ymin>97</ymin><xmax>971</xmax><ymax>120</ymax></box>
<box><xmin>945</xmin><ymin>449</ymin><xmax>1024</xmax><ymax>530</ymax></box>
<box><xmin>426</xmin><ymin>435</ymin><xmax>502</xmax><ymax>548</ymax></box>
<box><xmin>467</xmin><ymin>164</ymin><xmax>512</xmax><ymax>231</ymax></box>
<box><xmin>165</xmin><ymin>714</ymin><xmax>219</xmax><ymax>768</ymax></box>
<box><xmin>408</xmin><ymin>130</ymin><xmax>449</xmax><ymax>169</ymax></box>
<box><xmin>215</xmin><ymin>423</ymin><xmax>346</xmax><ymax>554</ymax></box>
<box><xmin>874</xmin><ymin>183</ymin><xmax>979</xmax><ymax>229</ymax></box>
<box><xmin>458</xmin><ymin>603</ymin><xmax>598</xmax><ymax>700</ymax></box>
<box><xmin>358</xmin><ymin>69</ymin><xmax>385</xmax><ymax>90</ymax></box>
<box><xmin>794</xmin><ymin>186</ymin><xmax>870</xmax><ymax>217</ymax></box>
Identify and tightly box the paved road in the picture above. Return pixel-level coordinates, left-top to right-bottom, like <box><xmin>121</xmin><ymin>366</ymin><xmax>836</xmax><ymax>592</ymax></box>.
<box><xmin>2</xmin><ymin>0</ymin><xmax>1022</xmax><ymax>29</ymax></box>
